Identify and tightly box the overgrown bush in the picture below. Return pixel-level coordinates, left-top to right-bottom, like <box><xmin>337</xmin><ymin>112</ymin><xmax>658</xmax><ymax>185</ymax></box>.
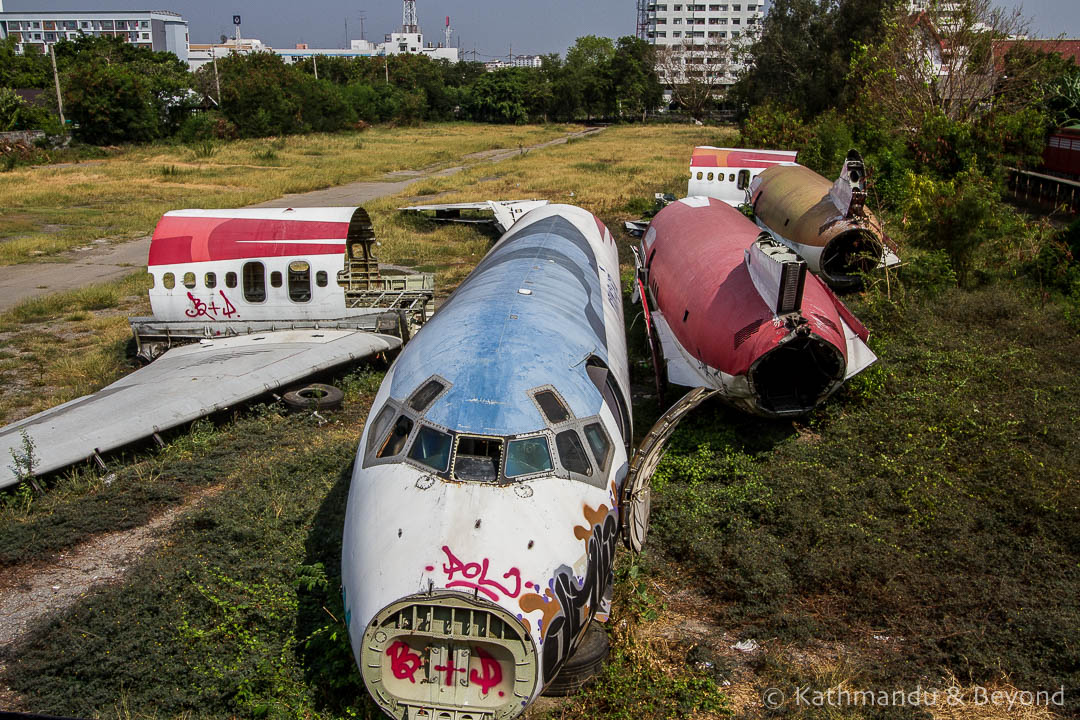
<box><xmin>899</xmin><ymin>163</ymin><xmax>1005</xmax><ymax>286</ymax></box>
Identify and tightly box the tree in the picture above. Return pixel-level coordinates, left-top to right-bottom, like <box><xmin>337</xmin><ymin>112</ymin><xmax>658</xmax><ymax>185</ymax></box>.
<box><xmin>656</xmin><ymin>39</ymin><xmax>731</xmax><ymax>120</ymax></box>
<box><xmin>54</xmin><ymin>36</ymin><xmax>194</xmax><ymax>142</ymax></box>
<box><xmin>609</xmin><ymin>36</ymin><xmax>664</xmax><ymax>121</ymax></box>
<box><xmin>564</xmin><ymin>35</ymin><xmax>616</xmax><ymax>119</ymax></box>
<box><xmin>731</xmin><ymin>0</ymin><xmax>898</xmax><ymax>117</ymax></box>
<box><xmin>0</xmin><ymin>36</ymin><xmax>51</xmax><ymax>89</ymax></box>
<box><xmin>462</xmin><ymin>70</ymin><xmax>530</xmax><ymax>123</ymax></box>
<box><xmin>848</xmin><ymin>0</ymin><xmax>1040</xmax><ymax>128</ymax></box>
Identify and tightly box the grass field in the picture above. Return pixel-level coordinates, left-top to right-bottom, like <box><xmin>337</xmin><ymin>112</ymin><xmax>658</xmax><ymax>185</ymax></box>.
<box><xmin>1</xmin><ymin>122</ymin><xmax>1077</xmax><ymax>720</ymax></box>
<box><xmin>0</xmin><ymin>123</ymin><xmax>578</xmax><ymax>265</ymax></box>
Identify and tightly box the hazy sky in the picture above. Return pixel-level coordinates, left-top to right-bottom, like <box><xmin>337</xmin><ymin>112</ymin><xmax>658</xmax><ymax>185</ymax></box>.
<box><xmin>4</xmin><ymin>0</ymin><xmax>1078</xmax><ymax>58</ymax></box>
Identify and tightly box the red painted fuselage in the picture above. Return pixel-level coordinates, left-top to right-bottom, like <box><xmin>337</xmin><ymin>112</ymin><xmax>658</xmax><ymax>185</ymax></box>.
<box><xmin>643</xmin><ymin>197</ymin><xmax>874</xmax><ymax>416</ymax></box>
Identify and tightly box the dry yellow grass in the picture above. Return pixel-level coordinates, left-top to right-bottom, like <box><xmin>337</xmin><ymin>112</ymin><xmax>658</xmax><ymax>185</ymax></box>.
<box><xmin>0</xmin><ymin>123</ymin><xmax>580</xmax><ymax>265</ymax></box>
<box><xmin>0</xmin><ymin>123</ymin><xmax>735</xmax><ymax>423</ymax></box>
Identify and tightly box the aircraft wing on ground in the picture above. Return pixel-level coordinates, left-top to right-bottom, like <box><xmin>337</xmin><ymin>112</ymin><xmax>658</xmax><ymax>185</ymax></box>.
<box><xmin>0</xmin><ymin>329</ymin><xmax>400</xmax><ymax>490</ymax></box>
<box><xmin>399</xmin><ymin>199</ymin><xmax>549</xmax><ymax>233</ymax></box>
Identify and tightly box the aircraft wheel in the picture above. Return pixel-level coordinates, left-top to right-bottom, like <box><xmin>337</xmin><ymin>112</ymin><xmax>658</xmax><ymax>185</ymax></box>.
<box><xmin>283</xmin><ymin>383</ymin><xmax>345</xmax><ymax>412</ymax></box>
<box><xmin>542</xmin><ymin>622</ymin><xmax>610</xmax><ymax>697</ymax></box>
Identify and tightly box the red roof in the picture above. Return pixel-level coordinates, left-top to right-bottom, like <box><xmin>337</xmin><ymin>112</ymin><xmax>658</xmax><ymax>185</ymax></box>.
<box><xmin>993</xmin><ymin>39</ymin><xmax>1080</xmax><ymax>67</ymax></box>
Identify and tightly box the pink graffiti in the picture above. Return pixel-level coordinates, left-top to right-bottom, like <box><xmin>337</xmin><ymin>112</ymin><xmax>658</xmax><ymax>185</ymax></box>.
<box><xmin>470</xmin><ymin>646</ymin><xmax>503</xmax><ymax>695</ymax></box>
<box><xmin>386</xmin><ymin>640</ymin><xmax>423</xmax><ymax>683</ymax></box>
<box><xmin>185</xmin><ymin>290</ymin><xmax>238</xmax><ymax>319</ymax></box>
<box><xmin>440</xmin><ymin>545</ymin><xmax>522</xmax><ymax>602</ymax></box>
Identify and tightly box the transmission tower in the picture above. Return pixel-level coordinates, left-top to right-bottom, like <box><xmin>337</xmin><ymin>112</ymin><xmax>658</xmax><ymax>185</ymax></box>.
<box><xmin>636</xmin><ymin>0</ymin><xmax>650</xmax><ymax>40</ymax></box>
<box><xmin>402</xmin><ymin>0</ymin><xmax>418</xmax><ymax>33</ymax></box>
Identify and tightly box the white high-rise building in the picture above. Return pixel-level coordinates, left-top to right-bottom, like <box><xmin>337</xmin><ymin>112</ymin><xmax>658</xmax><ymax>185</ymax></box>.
<box><xmin>0</xmin><ymin>9</ymin><xmax>189</xmax><ymax>61</ymax></box>
<box><xmin>639</xmin><ymin>1</ymin><xmax>764</xmax><ymax>90</ymax></box>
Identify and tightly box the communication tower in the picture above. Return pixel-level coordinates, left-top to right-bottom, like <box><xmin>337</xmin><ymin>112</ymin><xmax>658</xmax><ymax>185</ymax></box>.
<box><xmin>636</xmin><ymin>0</ymin><xmax>650</xmax><ymax>40</ymax></box>
<box><xmin>402</xmin><ymin>0</ymin><xmax>418</xmax><ymax>33</ymax></box>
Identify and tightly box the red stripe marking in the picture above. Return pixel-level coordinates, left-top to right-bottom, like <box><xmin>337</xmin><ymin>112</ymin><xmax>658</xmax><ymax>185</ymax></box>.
<box><xmin>149</xmin><ymin>216</ymin><xmax>348</xmax><ymax>266</ymax></box>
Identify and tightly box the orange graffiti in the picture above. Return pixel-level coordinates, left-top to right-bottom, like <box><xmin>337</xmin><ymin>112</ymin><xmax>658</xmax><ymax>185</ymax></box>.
<box><xmin>518</xmin><ymin>587</ymin><xmax>562</xmax><ymax>640</ymax></box>
<box><xmin>574</xmin><ymin>503</ymin><xmax>610</xmax><ymax>541</ymax></box>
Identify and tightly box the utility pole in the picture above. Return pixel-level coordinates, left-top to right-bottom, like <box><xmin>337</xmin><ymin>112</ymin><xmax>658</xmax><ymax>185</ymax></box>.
<box><xmin>49</xmin><ymin>44</ymin><xmax>65</xmax><ymax>127</ymax></box>
<box><xmin>313</xmin><ymin>54</ymin><xmax>318</xmax><ymax>80</ymax></box>
<box><xmin>212</xmin><ymin>53</ymin><xmax>222</xmax><ymax>105</ymax></box>
<box><xmin>344</xmin><ymin>17</ymin><xmax>348</xmax><ymax>49</ymax></box>
<box><xmin>384</xmin><ymin>55</ymin><xmax>389</xmax><ymax>83</ymax></box>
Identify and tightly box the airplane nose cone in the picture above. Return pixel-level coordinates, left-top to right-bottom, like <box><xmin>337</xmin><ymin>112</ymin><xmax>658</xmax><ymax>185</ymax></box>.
<box><xmin>359</xmin><ymin>591</ymin><xmax>540</xmax><ymax>720</ymax></box>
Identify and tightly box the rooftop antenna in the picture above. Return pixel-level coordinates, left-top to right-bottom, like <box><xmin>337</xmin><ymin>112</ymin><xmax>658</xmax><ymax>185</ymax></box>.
<box><xmin>402</xmin><ymin>0</ymin><xmax>418</xmax><ymax>33</ymax></box>
<box><xmin>358</xmin><ymin>11</ymin><xmax>366</xmax><ymax>40</ymax></box>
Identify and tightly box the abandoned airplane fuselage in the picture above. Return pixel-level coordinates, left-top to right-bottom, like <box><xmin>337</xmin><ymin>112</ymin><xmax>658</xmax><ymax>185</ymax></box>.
<box><xmin>642</xmin><ymin>197</ymin><xmax>876</xmax><ymax>417</ymax></box>
<box><xmin>341</xmin><ymin>204</ymin><xmax>632</xmax><ymax>719</ymax></box>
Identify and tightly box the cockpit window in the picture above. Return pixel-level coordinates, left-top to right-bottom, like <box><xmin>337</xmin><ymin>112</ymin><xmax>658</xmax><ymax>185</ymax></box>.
<box><xmin>408</xmin><ymin>378</ymin><xmax>446</xmax><ymax>413</ymax></box>
<box><xmin>408</xmin><ymin>425</ymin><xmax>452</xmax><ymax>473</ymax></box>
<box><xmin>584</xmin><ymin>422</ymin><xmax>611</xmax><ymax>473</ymax></box>
<box><xmin>534</xmin><ymin>389</ymin><xmax>570</xmax><ymax>424</ymax></box>
<box><xmin>556</xmin><ymin>430</ymin><xmax>592</xmax><ymax>477</ymax></box>
<box><xmin>377</xmin><ymin>415</ymin><xmax>414</xmax><ymax>458</ymax></box>
<box><xmin>454</xmin><ymin>436</ymin><xmax>503</xmax><ymax>483</ymax></box>
<box><xmin>505</xmin><ymin>436</ymin><xmax>553</xmax><ymax>477</ymax></box>
<box><xmin>367</xmin><ymin>405</ymin><xmax>396</xmax><ymax>453</ymax></box>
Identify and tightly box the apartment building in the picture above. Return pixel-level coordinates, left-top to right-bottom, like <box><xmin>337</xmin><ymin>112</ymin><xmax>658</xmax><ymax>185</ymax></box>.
<box><xmin>0</xmin><ymin>9</ymin><xmax>189</xmax><ymax>62</ymax></box>
<box><xmin>640</xmin><ymin>1</ymin><xmax>764</xmax><ymax>89</ymax></box>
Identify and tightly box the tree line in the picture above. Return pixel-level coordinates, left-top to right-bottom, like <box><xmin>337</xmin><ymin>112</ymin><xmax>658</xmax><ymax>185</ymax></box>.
<box><xmin>0</xmin><ymin>34</ymin><xmax>663</xmax><ymax>144</ymax></box>
<box><xmin>731</xmin><ymin>0</ymin><xmax>1080</xmax><ymax>296</ymax></box>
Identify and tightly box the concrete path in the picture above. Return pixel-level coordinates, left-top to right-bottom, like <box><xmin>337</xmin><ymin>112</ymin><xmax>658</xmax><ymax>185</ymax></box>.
<box><xmin>0</xmin><ymin>126</ymin><xmax>603</xmax><ymax>313</ymax></box>
<box><xmin>0</xmin><ymin>237</ymin><xmax>152</xmax><ymax>313</ymax></box>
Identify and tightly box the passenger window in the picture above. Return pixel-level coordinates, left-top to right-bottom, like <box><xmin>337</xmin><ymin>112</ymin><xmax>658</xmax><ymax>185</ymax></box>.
<box><xmin>270</xmin><ymin>271</ymin><xmax>283</xmax><ymax>288</ymax></box>
<box><xmin>243</xmin><ymin>262</ymin><xmax>266</xmax><ymax>302</ymax></box>
<box><xmin>367</xmin><ymin>405</ymin><xmax>396</xmax><ymax>453</ymax></box>
<box><xmin>584</xmin><ymin>422</ymin><xmax>612</xmax><ymax>473</ymax></box>
<box><xmin>377</xmin><ymin>415</ymin><xmax>414</xmax><ymax>458</ymax></box>
<box><xmin>506</xmin><ymin>436</ymin><xmax>553</xmax><ymax>477</ymax></box>
<box><xmin>454</xmin><ymin>436</ymin><xmax>503</xmax><ymax>483</ymax></box>
<box><xmin>534</xmin><ymin>389</ymin><xmax>570</xmax><ymax>424</ymax></box>
<box><xmin>316</xmin><ymin>270</ymin><xmax>328</xmax><ymax>287</ymax></box>
<box><xmin>696</xmin><ymin>171</ymin><xmax>703</xmax><ymax>180</ymax></box>
<box><xmin>288</xmin><ymin>260</ymin><xmax>311</xmax><ymax>302</ymax></box>
<box><xmin>409</xmin><ymin>379</ymin><xmax>446</xmax><ymax>412</ymax></box>
<box><xmin>737</xmin><ymin>169</ymin><xmax>751</xmax><ymax>189</ymax></box>
<box><xmin>183</xmin><ymin>272</ymin><xmax>196</xmax><ymax>289</ymax></box>
<box><xmin>163</xmin><ymin>272</ymin><xmax>175</xmax><ymax>289</ymax></box>
<box><xmin>728</xmin><ymin>173</ymin><xmax>735</xmax><ymax>182</ymax></box>
<box><xmin>205</xmin><ymin>272</ymin><xmax>217</xmax><ymax>289</ymax></box>
<box><xmin>408</xmin><ymin>426</ymin><xmax>453</xmax><ymax>473</ymax></box>
<box><xmin>707</xmin><ymin>172</ymin><xmax>714</xmax><ymax>181</ymax></box>
<box><xmin>225</xmin><ymin>272</ymin><xmax>237</xmax><ymax>289</ymax></box>
<box><xmin>556</xmin><ymin>430</ymin><xmax>592</xmax><ymax>477</ymax></box>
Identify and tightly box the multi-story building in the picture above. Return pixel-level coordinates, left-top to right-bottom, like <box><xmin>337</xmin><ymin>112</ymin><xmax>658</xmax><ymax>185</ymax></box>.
<box><xmin>0</xmin><ymin>9</ymin><xmax>189</xmax><ymax>62</ymax></box>
<box><xmin>512</xmin><ymin>55</ymin><xmax>543</xmax><ymax>68</ymax></box>
<box><xmin>638</xmin><ymin>1</ymin><xmax>764</xmax><ymax>92</ymax></box>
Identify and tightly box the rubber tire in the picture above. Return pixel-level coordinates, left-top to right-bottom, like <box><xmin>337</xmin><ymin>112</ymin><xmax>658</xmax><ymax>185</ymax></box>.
<box><xmin>542</xmin><ymin>621</ymin><xmax>610</xmax><ymax>697</ymax></box>
<box><xmin>282</xmin><ymin>383</ymin><xmax>345</xmax><ymax>412</ymax></box>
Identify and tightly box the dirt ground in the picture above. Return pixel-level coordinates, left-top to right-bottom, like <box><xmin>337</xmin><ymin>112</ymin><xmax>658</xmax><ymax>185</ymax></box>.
<box><xmin>0</xmin><ymin>484</ymin><xmax>223</xmax><ymax>711</ymax></box>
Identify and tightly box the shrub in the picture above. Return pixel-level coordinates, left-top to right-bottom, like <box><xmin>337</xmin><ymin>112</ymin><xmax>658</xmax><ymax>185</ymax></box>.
<box><xmin>899</xmin><ymin>164</ymin><xmax>1005</xmax><ymax>286</ymax></box>
<box><xmin>739</xmin><ymin>102</ymin><xmax>810</xmax><ymax>149</ymax></box>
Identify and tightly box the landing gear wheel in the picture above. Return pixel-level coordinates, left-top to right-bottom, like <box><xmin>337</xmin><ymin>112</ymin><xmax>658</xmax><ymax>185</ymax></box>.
<box><xmin>542</xmin><ymin>622</ymin><xmax>610</xmax><ymax>697</ymax></box>
<box><xmin>283</xmin><ymin>383</ymin><xmax>345</xmax><ymax>412</ymax></box>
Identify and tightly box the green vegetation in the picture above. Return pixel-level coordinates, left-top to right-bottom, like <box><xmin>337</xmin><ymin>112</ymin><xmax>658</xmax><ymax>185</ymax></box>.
<box><xmin>1</xmin><ymin>34</ymin><xmax>662</xmax><ymax>153</ymax></box>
